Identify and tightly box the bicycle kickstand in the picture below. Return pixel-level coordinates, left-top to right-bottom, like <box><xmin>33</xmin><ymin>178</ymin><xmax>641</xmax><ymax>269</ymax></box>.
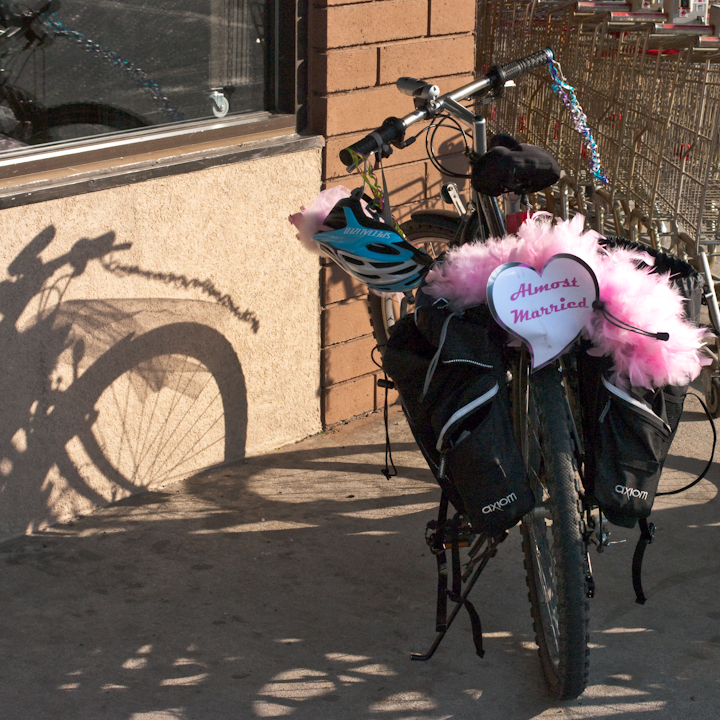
<box><xmin>411</xmin><ymin>531</ymin><xmax>508</xmax><ymax>661</ymax></box>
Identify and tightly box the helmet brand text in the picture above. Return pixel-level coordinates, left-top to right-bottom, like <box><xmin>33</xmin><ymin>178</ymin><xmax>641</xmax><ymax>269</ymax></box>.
<box><xmin>344</xmin><ymin>227</ymin><xmax>393</xmax><ymax>239</ymax></box>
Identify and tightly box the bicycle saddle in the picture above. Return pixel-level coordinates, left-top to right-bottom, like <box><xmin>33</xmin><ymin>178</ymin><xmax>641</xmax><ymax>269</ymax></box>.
<box><xmin>471</xmin><ymin>134</ymin><xmax>560</xmax><ymax>197</ymax></box>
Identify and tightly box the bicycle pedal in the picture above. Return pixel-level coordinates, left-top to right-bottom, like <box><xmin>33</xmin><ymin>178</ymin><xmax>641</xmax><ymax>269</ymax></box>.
<box><xmin>440</xmin><ymin>182</ymin><xmax>466</xmax><ymax>215</ymax></box>
<box><xmin>444</xmin><ymin>540</ymin><xmax>471</xmax><ymax>549</ymax></box>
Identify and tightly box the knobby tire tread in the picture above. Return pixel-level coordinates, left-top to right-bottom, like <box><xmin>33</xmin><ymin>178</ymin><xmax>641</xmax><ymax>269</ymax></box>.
<box><xmin>521</xmin><ymin>364</ymin><xmax>589</xmax><ymax>700</ymax></box>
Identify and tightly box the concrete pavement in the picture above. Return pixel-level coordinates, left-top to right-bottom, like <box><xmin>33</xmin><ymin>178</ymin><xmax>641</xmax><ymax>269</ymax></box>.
<box><xmin>1</xmin><ymin>395</ymin><xmax>718</xmax><ymax>720</ymax></box>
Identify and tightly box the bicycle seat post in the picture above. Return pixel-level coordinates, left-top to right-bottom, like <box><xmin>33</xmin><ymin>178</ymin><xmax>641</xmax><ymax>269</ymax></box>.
<box><xmin>472</xmin><ymin>115</ymin><xmax>506</xmax><ymax>238</ymax></box>
<box><xmin>473</xmin><ymin>116</ymin><xmax>487</xmax><ymax>157</ymax></box>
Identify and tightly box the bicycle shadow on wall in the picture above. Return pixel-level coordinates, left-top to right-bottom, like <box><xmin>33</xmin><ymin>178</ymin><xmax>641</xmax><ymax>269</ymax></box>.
<box><xmin>0</xmin><ymin>225</ymin><xmax>251</xmax><ymax>538</ymax></box>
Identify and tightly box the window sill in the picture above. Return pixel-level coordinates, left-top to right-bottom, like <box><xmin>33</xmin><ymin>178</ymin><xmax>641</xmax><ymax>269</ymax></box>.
<box><xmin>0</xmin><ymin>115</ymin><xmax>324</xmax><ymax>209</ymax></box>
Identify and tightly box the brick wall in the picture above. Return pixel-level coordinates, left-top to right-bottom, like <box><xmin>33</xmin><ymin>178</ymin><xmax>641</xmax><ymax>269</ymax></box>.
<box><xmin>309</xmin><ymin>0</ymin><xmax>477</xmax><ymax>426</ymax></box>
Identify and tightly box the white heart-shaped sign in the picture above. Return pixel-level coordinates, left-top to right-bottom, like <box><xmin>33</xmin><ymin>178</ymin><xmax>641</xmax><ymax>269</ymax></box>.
<box><xmin>487</xmin><ymin>254</ymin><xmax>599</xmax><ymax>370</ymax></box>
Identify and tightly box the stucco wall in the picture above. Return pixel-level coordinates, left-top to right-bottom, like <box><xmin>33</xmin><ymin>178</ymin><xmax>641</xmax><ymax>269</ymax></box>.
<box><xmin>0</xmin><ymin>147</ymin><xmax>323</xmax><ymax>539</ymax></box>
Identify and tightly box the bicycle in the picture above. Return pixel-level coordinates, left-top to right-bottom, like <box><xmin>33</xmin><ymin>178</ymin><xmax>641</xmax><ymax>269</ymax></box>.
<box><xmin>309</xmin><ymin>48</ymin><xmax>712</xmax><ymax>701</ymax></box>
<box><xmin>332</xmin><ymin>49</ymin><xmax>594</xmax><ymax>699</ymax></box>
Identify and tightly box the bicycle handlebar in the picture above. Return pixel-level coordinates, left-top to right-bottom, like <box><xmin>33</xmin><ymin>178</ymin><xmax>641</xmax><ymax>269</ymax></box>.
<box><xmin>339</xmin><ymin>48</ymin><xmax>553</xmax><ymax>167</ymax></box>
<box><xmin>485</xmin><ymin>48</ymin><xmax>554</xmax><ymax>90</ymax></box>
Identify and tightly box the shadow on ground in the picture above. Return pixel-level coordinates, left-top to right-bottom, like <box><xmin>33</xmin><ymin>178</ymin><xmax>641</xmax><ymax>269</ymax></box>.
<box><xmin>1</xmin><ymin>402</ymin><xmax>718</xmax><ymax>720</ymax></box>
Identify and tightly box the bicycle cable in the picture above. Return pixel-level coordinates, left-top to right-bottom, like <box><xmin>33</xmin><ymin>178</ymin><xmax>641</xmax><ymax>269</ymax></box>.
<box><xmin>425</xmin><ymin>113</ymin><xmax>472</xmax><ymax>179</ymax></box>
<box><xmin>655</xmin><ymin>390</ymin><xmax>716</xmax><ymax>496</ymax></box>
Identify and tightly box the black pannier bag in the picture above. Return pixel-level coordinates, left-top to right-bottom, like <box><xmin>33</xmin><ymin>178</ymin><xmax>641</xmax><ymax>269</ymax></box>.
<box><xmin>382</xmin><ymin>300</ymin><xmax>534</xmax><ymax>537</ymax></box>
<box><xmin>577</xmin><ymin>354</ymin><xmax>677</xmax><ymax>528</ymax></box>
<box><xmin>577</xmin><ymin>236</ymin><xmax>705</xmax><ymax>529</ymax></box>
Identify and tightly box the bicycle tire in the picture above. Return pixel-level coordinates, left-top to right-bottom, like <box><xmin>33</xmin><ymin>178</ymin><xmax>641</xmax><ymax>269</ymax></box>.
<box><xmin>705</xmin><ymin>375</ymin><xmax>720</xmax><ymax>418</ymax></box>
<box><xmin>516</xmin><ymin>360</ymin><xmax>589</xmax><ymax>700</ymax></box>
<box><xmin>367</xmin><ymin>215</ymin><xmax>462</xmax><ymax>354</ymax></box>
<box><xmin>28</xmin><ymin>102</ymin><xmax>149</xmax><ymax>144</ymax></box>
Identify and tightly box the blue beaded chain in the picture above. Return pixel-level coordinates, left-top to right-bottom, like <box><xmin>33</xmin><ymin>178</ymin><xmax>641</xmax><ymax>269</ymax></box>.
<box><xmin>43</xmin><ymin>16</ymin><xmax>185</xmax><ymax>123</ymax></box>
<box><xmin>547</xmin><ymin>58</ymin><xmax>608</xmax><ymax>186</ymax></box>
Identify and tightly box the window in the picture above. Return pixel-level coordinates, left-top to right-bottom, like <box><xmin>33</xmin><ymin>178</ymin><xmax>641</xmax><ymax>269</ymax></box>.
<box><xmin>0</xmin><ymin>0</ymin><xmax>300</xmax><ymax>158</ymax></box>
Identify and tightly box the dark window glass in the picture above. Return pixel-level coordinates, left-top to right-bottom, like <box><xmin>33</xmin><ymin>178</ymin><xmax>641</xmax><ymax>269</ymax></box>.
<box><xmin>0</xmin><ymin>0</ymin><xmax>294</xmax><ymax>152</ymax></box>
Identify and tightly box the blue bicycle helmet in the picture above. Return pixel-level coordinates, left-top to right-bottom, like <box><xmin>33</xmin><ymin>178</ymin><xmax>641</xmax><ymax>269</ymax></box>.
<box><xmin>313</xmin><ymin>196</ymin><xmax>433</xmax><ymax>293</ymax></box>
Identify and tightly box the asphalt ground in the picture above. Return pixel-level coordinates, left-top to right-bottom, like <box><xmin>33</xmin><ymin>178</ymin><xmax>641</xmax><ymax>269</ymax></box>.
<box><xmin>1</xmin><ymin>392</ymin><xmax>718</xmax><ymax>720</ymax></box>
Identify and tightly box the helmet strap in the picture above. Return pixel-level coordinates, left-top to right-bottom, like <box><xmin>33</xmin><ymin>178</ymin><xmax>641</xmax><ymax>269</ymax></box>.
<box><xmin>347</xmin><ymin>147</ymin><xmax>407</xmax><ymax>240</ymax></box>
<box><xmin>377</xmin><ymin>155</ymin><xmax>395</xmax><ymax>228</ymax></box>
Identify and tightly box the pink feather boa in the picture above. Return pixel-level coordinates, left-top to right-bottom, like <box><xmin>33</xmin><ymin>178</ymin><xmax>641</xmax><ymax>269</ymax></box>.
<box><xmin>423</xmin><ymin>213</ymin><xmax>710</xmax><ymax>390</ymax></box>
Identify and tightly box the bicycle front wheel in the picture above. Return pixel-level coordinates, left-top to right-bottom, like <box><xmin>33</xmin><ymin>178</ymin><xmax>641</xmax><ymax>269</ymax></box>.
<box><xmin>367</xmin><ymin>215</ymin><xmax>462</xmax><ymax>354</ymax></box>
<box><xmin>516</xmin><ymin>360</ymin><xmax>589</xmax><ymax>700</ymax></box>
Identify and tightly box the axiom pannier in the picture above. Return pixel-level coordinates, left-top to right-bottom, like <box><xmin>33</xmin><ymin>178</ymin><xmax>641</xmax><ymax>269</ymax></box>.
<box><xmin>382</xmin><ymin>298</ymin><xmax>534</xmax><ymax>537</ymax></box>
<box><xmin>577</xmin><ymin>236</ymin><xmax>705</xmax><ymax>529</ymax></box>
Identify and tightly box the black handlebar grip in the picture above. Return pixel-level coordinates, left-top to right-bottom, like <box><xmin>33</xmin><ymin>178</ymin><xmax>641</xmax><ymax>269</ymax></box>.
<box><xmin>339</xmin><ymin>135</ymin><xmax>380</xmax><ymax>167</ymax></box>
<box><xmin>339</xmin><ymin>117</ymin><xmax>406</xmax><ymax>167</ymax></box>
<box><xmin>487</xmin><ymin>48</ymin><xmax>554</xmax><ymax>91</ymax></box>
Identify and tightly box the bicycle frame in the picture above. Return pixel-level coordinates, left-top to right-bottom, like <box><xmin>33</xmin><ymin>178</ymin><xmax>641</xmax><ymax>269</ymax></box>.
<box><xmin>398</xmin><ymin>78</ymin><xmax>507</xmax><ymax>241</ymax></box>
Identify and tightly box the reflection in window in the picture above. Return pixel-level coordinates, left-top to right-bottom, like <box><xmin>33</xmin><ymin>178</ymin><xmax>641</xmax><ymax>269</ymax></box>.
<box><xmin>210</xmin><ymin>0</ymin><xmax>266</xmax><ymax>114</ymax></box>
<box><xmin>0</xmin><ymin>0</ymin><xmax>282</xmax><ymax>152</ymax></box>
